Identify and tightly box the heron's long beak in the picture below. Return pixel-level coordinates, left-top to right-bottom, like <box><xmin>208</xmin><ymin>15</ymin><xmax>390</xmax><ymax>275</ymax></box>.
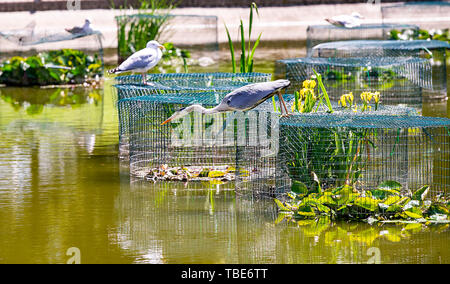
<box><xmin>161</xmin><ymin>117</ymin><xmax>172</xmax><ymax>125</ymax></box>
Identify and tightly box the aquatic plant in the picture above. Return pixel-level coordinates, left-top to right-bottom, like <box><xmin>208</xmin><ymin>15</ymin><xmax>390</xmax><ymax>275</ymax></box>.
<box><xmin>0</xmin><ymin>49</ymin><xmax>102</xmax><ymax>86</ymax></box>
<box><xmin>286</xmin><ymin>77</ymin><xmax>381</xmax><ymax>189</ymax></box>
<box><xmin>225</xmin><ymin>2</ymin><xmax>262</xmax><ymax>73</ymax></box>
<box><xmin>275</xmin><ymin>180</ymin><xmax>449</xmax><ymax>223</ymax></box>
<box><xmin>115</xmin><ymin>0</ymin><xmax>190</xmax><ymax>72</ymax></box>
<box><xmin>389</xmin><ymin>28</ymin><xmax>450</xmax><ymax>43</ymax></box>
<box><xmin>115</xmin><ymin>0</ymin><xmax>174</xmax><ymax>61</ymax></box>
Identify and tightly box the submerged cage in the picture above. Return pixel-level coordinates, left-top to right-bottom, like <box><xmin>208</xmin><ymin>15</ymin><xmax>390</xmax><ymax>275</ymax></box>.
<box><xmin>382</xmin><ymin>2</ymin><xmax>450</xmax><ymax>30</ymax></box>
<box><xmin>235</xmin><ymin>105</ymin><xmax>421</xmax><ymax>198</ymax></box>
<box><xmin>275</xmin><ymin>57</ymin><xmax>432</xmax><ymax>105</ymax></box>
<box><xmin>113</xmin><ymin>72</ymin><xmax>272</xmax><ymax>158</ymax></box>
<box><xmin>306</xmin><ymin>24</ymin><xmax>419</xmax><ymax>56</ymax></box>
<box><xmin>122</xmin><ymin>92</ymin><xmax>283</xmax><ymax>180</ymax></box>
<box><xmin>276</xmin><ymin>114</ymin><xmax>450</xmax><ymax>200</ymax></box>
<box><xmin>311</xmin><ymin>40</ymin><xmax>450</xmax><ymax>100</ymax></box>
<box><xmin>115</xmin><ymin>14</ymin><xmax>218</xmax><ymax>71</ymax></box>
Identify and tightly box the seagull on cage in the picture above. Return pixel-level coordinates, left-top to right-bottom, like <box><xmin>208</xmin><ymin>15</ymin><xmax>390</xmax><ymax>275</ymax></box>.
<box><xmin>325</xmin><ymin>12</ymin><xmax>364</xmax><ymax>28</ymax></box>
<box><xmin>65</xmin><ymin>19</ymin><xmax>94</xmax><ymax>35</ymax></box>
<box><xmin>161</xmin><ymin>79</ymin><xmax>292</xmax><ymax>126</ymax></box>
<box><xmin>108</xmin><ymin>40</ymin><xmax>165</xmax><ymax>85</ymax></box>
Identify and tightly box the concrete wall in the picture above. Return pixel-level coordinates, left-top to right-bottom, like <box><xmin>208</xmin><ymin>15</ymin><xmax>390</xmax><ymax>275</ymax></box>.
<box><xmin>0</xmin><ymin>0</ymin><xmax>431</xmax><ymax>12</ymax></box>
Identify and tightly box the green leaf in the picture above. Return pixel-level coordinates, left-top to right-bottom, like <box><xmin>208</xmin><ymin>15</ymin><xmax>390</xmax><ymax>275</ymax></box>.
<box><xmin>296</xmin><ymin>205</ymin><xmax>316</xmax><ymax>218</ymax></box>
<box><xmin>383</xmin><ymin>195</ymin><xmax>402</xmax><ymax>206</ymax></box>
<box><xmin>377</xmin><ymin>180</ymin><xmax>402</xmax><ymax>191</ymax></box>
<box><xmin>354</xmin><ymin>197</ymin><xmax>380</xmax><ymax>212</ymax></box>
<box><xmin>312</xmin><ymin>68</ymin><xmax>333</xmax><ymax>113</ymax></box>
<box><xmin>371</xmin><ymin>188</ymin><xmax>400</xmax><ymax>200</ymax></box>
<box><xmin>311</xmin><ymin>172</ymin><xmax>322</xmax><ymax>193</ymax></box>
<box><xmin>274</xmin><ymin>199</ymin><xmax>290</xmax><ymax>212</ymax></box>
<box><xmin>224</xmin><ymin>24</ymin><xmax>236</xmax><ymax>73</ymax></box>
<box><xmin>404</xmin><ymin>207</ymin><xmax>423</xmax><ymax>219</ymax></box>
<box><xmin>291</xmin><ymin>180</ymin><xmax>308</xmax><ymax>195</ymax></box>
<box><xmin>412</xmin><ymin>185</ymin><xmax>430</xmax><ymax>201</ymax></box>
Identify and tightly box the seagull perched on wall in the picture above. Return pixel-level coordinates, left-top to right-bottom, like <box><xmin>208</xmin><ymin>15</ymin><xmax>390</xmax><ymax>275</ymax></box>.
<box><xmin>161</xmin><ymin>79</ymin><xmax>292</xmax><ymax>126</ymax></box>
<box><xmin>325</xmin><ymin>12</ymin><xmax>364</xmax><ymax>28</ymax></box>
<box><xmin>65</xmin><ymin>19</ymin><xmax>93</xmax><ymax>35</ymax></box>
<box><xmin>108</xmin><ymin>40</ymin><xmax>165</xmax><ymax>85</ymax></box>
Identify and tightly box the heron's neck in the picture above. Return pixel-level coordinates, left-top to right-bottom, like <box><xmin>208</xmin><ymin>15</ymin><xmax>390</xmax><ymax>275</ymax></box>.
<box><xmin>189</xmin><ymin>104</ymin><xmax>221</xmax><ymax>115</ymax></box>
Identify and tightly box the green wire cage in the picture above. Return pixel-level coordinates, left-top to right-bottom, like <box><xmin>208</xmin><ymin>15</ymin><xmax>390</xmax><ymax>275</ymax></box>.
<box><xmin>275</xmin><ymin>57</ymin><xmax>432</xmax><ymax>105</ymax></box>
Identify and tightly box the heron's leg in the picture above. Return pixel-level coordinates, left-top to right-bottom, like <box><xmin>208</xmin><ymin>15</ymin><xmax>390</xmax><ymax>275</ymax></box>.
<box><xmin>277</xmin><ymin>93</ymin><xmax>286</xmax><ymax>116</ymax></box>
<box><xmin>142</xmin><ymin>73</ymin><xmax>147</xmax><ymax>85</ymax></box>
<box><xmin>278</xmin><ymin>91</ymin><xmax>291</xmax><ymax>117</ymax></box>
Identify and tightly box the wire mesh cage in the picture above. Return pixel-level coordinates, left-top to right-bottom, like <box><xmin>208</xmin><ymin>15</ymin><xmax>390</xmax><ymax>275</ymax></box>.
<box><xmin>125</xmin><ymin>94</ymin><xmax>235</xmax><ymax>179</ymax></box>
<box><xmin>0</xmin><ymin>27</ymin><xmax>104</xmax><ymax>86</ymax></box>
<box><xmin>381</xmin><ymin>2</ymin><xmax>450</xmax><ymax>30</ymax></box>
<box><xmin>306</xmin><ymin>23</ymin><xmax>419</xmax><ymax>56</ymax></box>
<box><xmin>115</xmin><ymin>14</ymin><xmax>218</xmax><ymax>71</ymax></box>
<box><xmin>275</xmin><ymin>57</ymin><xmax>432</xmax><ymax>105</ymax></box>
<box><xmin>311</xmin><ymin>40</ymin><xmax>450</xmax><ymax>100</ymax></box>
<box><xmin>122</xmin><ymin>91</ymin><xmax>282</xmax><ymax>182</ymax></box>
<box><xmin>114</xmin><ymin>72</ymin><xmax>272</xmax><ymax>90</ymax></box>
<box><xmin>276</xmin><ymin>114</ymin><xmax>450</xmax><ymax>202</ymax></box>
<box><xmin>235</xmin><ymin>105</ymin><xmax>421</xmax><ymax>199</ymax></box>
<box><xmin>113</xmin><ymin>72</ymin><xmax>272</xmax><ymax>158</ymax></box>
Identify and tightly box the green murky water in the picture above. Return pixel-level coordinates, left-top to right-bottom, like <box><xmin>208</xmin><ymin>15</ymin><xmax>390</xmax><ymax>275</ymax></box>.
<box><xmin>0</xmin><ymin>58</ymin><xmax>449</xmax><ymax>264</ymax></box>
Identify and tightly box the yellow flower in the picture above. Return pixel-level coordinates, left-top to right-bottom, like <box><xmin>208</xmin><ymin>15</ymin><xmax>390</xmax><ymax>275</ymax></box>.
<box><xmin>302</xmin><ymin>79</ymin><xmax>317</xmax><ymax>89</ymax></box>
<box><xmin>373</xmin><ymin>92</ymin><xmax>380</xmax><ymax>104</ymax></box>
<box><xmin>339</xmin><ymin>92</ymin><xmax>353</xmax><ymax>108</ymax></box>
<box><xmin>339</xmin><ymin>96</ymin><xmax>347</xmax><ymax>108</ymax></box>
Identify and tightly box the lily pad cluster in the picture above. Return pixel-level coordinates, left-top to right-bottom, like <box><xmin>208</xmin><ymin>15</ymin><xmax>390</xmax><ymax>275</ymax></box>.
<box><xmin>275</xmin><ymin>180</ymin><xmax>449</xmax><ymax>223</ymax></box>
<box><xmin>143</xmin><ymin>164</ymin><xmax>239</xmax><ymax>183</ymax></box>
<box><xmin>0</xmin><ymin>49</ymin><xmax>102</xmax><ymax>86</ymax></box>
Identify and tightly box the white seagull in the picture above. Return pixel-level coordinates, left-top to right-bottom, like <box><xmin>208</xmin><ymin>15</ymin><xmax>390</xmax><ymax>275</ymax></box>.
<box><xmin>325</xmin><ymin>12</ymin><xmax>364</xmax><ymax>28</ymax></box>
<box><xmin>108</xmin><ymin>40</ymin><xmax>165</xmax><ymax>85</ymax></box>
<box><xmin>65</xmin><ymin>19</ymin><xmax>93</xmax><ymax>35</ymax></box>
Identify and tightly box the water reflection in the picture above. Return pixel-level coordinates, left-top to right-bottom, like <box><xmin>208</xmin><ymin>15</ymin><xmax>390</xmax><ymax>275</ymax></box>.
<box><xmin>114</xmin><ymin>178</ymin><xmax>449</xmax><ymax>264</ymax></box>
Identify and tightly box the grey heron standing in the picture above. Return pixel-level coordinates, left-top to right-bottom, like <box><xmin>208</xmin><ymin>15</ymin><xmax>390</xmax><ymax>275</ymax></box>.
<box><xmin>108</xmin><ymin>40</ymin><xmax>165</xmax><ymax>85</ymax></box>
<box><xmin>161</xmin><ymin>79</ymin><xmax>292</xmax><ymax>125</ymax></box>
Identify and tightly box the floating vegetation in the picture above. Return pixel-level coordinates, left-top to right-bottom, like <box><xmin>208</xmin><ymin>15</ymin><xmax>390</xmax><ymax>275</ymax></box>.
<box><xmin>275</xmin><ymin>180</ymin><xmax>450</xmax><ymax>224</ymax></box>
<box><xmin>140</xmin><ymin>164</ymin><xmax>238</xmax><ymax>183</ymax></box>
<box><xmin>0</xmin><ymin>49</ymin><xmax>102</xmax><ymax>86</ymax></box>
<box><xmin>389</xmin><ymin>28</ymin><xmax>450</xmax><ymax>43</ymax></box>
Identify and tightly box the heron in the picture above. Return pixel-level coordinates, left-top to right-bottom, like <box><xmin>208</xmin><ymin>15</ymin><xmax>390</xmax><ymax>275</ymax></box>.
<box><xmin>325</xmin><ymin>12</ymin><xmax>364</xmax><ymax>28</ymax></box>
<box><xmin>161</xmin><ymin>79</ymin><xmax>292</xmax><ymax>126</ymax></box>
<box><xmin>108</xmin><ymin>40</ymin><xmax>165</xmax><ymax>85</ymax></box>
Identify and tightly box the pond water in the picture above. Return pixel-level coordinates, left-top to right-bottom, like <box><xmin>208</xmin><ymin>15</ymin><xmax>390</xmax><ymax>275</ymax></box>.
<box><xmin>0</xmin><ymin>57</ymin><xmax>449</xmax><ymax>264</ymax></box>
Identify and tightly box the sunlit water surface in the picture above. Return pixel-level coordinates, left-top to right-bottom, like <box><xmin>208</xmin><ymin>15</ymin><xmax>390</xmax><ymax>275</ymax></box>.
<box><xmin>0</xmin><ymin>58</ymin><xmax>449</xmax><ymax>264</ymax></box>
